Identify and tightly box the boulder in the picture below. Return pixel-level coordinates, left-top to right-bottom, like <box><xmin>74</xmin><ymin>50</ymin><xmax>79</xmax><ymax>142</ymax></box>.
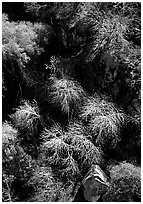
<box><xmin>81</xmin><ymin>165</ymin><xmax>110</xmax><ymax>202</ymax></box>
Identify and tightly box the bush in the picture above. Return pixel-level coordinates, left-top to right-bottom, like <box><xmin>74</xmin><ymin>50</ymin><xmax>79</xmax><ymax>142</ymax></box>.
<box><xmin>65</xmin><ymin>121</ymin><xmax>103</xmax><ymax>172</ymax></box>
<box><xmin>40</xmin><ymin>122</ymin><xmax>103</xmax><ymax>181</ymax></box>
<box><xmin>49</xmin><ymin>76</ymin><xmax>85</xmax><ymax>119</ymax></box>
<box><xmin>102</xmin><ymin>162</ymin><xmax>141</xmax><ymax>201</ymax></box>
<box><xmin>40</xmin><ymin>125</ymin><xmax>80</xmax><ymax>181</ymax></box>
<box><xmin>2</xmin><ymin>121</ymin><xmax>36</xmax><ymax>201</ymax></box>
<box><xmin>28</xmin><ymin>166</ymin><xmax>78</xmax><ymax>202</ymax></box>
<box><xmin>2</xmin><ymin>122</ymin><xmax>18</xmax><ymax>166</ymax></box>
<box><xmin>9</xmin><ymin>100</ymin><xmax>44</xmax><ymax>157</ymax></box>
<box><xmin>80</xmin><ymin>94</ymin><xmax>124</xmax><ymax>149</ymax></box>
<box><xmin>10</xmin><ymin>100</ymin><xmax>42</xmax><ymax>135</ymax></box>
<box><xmin>2</xmin><ymin>14</ymin><xmax>53</xmax><ymax>118</ymax></box>
<box><xmin>2</xmin><ymin>2</ymin><xmax>141</xmax><ymax>202</ymax></box>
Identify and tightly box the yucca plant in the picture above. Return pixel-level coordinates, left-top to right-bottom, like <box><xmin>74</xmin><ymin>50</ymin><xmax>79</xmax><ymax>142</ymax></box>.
<box><xmin>49</xmin><ymin>77</ymin><xmax>85</xmax><ymax>120</ymax></box>
<box><xmin>102</xmin><ymin>162</ymin><xmax>141</xmax><ymax>202</ymax></box>
<box><xmin>80</xmin><ymin>94</ymin><xmax>124</xmax><ymax>148</ymax></box>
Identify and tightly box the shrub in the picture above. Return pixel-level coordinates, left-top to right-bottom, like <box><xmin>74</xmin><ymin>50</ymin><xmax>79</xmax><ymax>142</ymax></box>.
<box><xmin>65</xmin><ymin>121</ymin><xmax>103</xmax><ymax>169</ymax></box>
<box><xmin>2</xmin><ymin>14</ymin><xmax>53</xmax><ymax>117</ymax></box>
<box><xmin>49</xmin><ymin>76</ymin><xmax>85</xmax><ymax>119</ymax></box>
<box><xmin>2</xmin><ymin>121</ymin><xmax>36</xmax><ymax>201</ymax></box>
<box><xmin>10</xmin><ymin>100</ymin><xmax>42</xmax><ymax>135</ymax></box>
<box><xmin>28</xmin><ymin>166</ymin><xmax>78</xmax><ymax>202</ymax></box>
<box><xmin>9</xmin><ymin>100</ymin><xmax>44</xmax><ymax>157</ymax></box>
<box><xmin>40</xmin><ymin>122</ymin><xmax>103</xmax><ymax>181</ymax></box>
<box><xmin>40</xmin><ymin>125</ymin><xmax>80</xmax><ymax>181</ymax></box>
<box><xmin>102</xmin><ymin>162</ymin><xmax>141</xmax><ymax>201</ymax></box>
<box><xmin>80</xmin><ymin>94</ymin><xmax>124</xmax><ymax>148</ymax></box>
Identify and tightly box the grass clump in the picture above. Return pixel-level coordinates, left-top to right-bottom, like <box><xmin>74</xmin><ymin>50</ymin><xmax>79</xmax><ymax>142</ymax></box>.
<box><xmin>49</xmin><ymin>77</ymin><xmax>85</xmax><ymax>119</ymax></box>
<box><xmin>102</xmin><ymin>162</ymin><xmax>141</xmax><ymax>202</ymax></box>
<box><xmin>80</xmin><ymin>94</ymin><xmax>124</xmax><ymax>148</ymax></box>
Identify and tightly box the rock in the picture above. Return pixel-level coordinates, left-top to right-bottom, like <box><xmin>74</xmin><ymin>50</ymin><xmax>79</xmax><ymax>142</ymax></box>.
<box><xmin>81</xmin><ymin>165</ymin><xmax>110</xmax><ymax>202</ymax></box>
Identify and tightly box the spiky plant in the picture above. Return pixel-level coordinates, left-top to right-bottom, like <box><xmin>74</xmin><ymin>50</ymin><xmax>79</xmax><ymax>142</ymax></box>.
<box><xmin>102</xmin><ymin>162</ymin><xmax>141</xmax><ymax>202</ymax></box>
<box><xmin>49</xmin><ymin>77</ymin><xmax>85</xmax><ymax>119</ymax></box>
<box><xmin>80</xmin><ymin>94</ymin><xmax>124</xmax><ymax>148</ymax></box>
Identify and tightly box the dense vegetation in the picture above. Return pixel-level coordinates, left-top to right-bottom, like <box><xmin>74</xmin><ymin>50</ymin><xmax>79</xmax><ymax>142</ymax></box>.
<box><xmin>2</xmin><ymin>2</ymin><xmax>141</xmax><ymax>202</ymax></box>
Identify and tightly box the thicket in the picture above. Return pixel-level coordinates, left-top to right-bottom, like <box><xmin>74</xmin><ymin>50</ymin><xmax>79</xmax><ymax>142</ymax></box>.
<box><xmin>2</xmin><ymin>2</ymin><xmax>141</xmax><ymax>202</ymax></box>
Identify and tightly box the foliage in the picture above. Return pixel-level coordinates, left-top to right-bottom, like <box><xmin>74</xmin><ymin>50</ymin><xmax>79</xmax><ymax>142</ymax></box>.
<box><xmin>40</xmin><ymin>122</ymin><xmax>103</xmax><ymax>181</ymax></box>
<box><xmin>80</xmin><ymin>94</ymin><xmax>124</xmax><ymax>149</ymax></box>
<box><xmin>102</xmin><ymin>162</ymin><xmax>141</xmax><ymax>202</ymax></box>
<box><xmin>49</xmin><ymin>76</ymin><xmax>85</xmax><ymax>119</ymax></box>
<box><xmin>28</xmin><ymin>166</ymin><xmax>78</xmax><ymax>202</ymax></box>
<box><xmin>2</xmin><ymin>122</ymin><xmax>18</xmax><ymax>164</ymax></box>
<box><xmin>65</xmin><ymin>121</ymin><xmax>103</xmax><ymax>172</ymax></box>
<box><xmin>2</xmin><ymin>2</ymin><xmax>141</xmax><ymax>202</ymax></box>
<box><xmin>9</xmin><ymin>100</ymin><xmax>44</xmax><ymax>157</ymax></box>
<box><xmin>2</xmin><ymin>121</ymin><xmax>36</xmax><ymax>201</ymax></box>
<box><xmin>2</xmin><ymin>13</ymin><xmax>53</xmax><ymax>119</ymax></box>
<box><xmin>10</xmin><ymin>100</ymin><xmax>42</xmax><ymax>135</ymax></box>
<box><xmin>40</xmin><ymin>125</ymin><xmax>81</xmax><ymax>181</ymax></box>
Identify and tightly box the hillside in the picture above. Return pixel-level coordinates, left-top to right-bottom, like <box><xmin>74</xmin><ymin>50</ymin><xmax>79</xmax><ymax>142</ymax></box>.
<box><xmin>2</xmin><ymin>2</ymin><xmax>141</xmax><ymax>202</ymax></box>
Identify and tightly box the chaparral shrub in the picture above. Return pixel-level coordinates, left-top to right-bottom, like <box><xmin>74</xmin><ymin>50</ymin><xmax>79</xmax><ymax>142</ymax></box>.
<box><xmin>2</xmin><ymin>2</ymin><xmax>141</xmax><ymax>202</ymax></box>
<box><xmin>9</xmin><ymin>100</ymin><xmax>44</xmax><ymax>157</ymax></box>
<box><xmin>28</xmin><ymin>166</ymin><xmax>79</xmax><ymax>202</ymax></box>
<box><xmin>49</xmin><ymin>76</ymin><xmax>85</xmax><ymax>119</ymax></box>
<box><xmin>2</xmin><ymin>121</ymin><xmax>36</xmax><ymax>201</ymax></box>
<box><xmin>80</xmin><ymin>94</ymin><xmax>124</xmax><ymax>149</ymax></box>
<box><xmin>102</xmin><ymin>162</ymin><xmax>141</xmax><ymax>202</ymax></box>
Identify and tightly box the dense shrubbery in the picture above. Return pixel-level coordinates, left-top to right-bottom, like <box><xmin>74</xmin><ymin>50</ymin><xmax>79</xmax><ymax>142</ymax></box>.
<box><xmin>80</xmin><ymin>94</ymin><xmax>124</xmax><ymax>149</ymax></box>
<box><xmin>2</xmin><ymin>2</ymin><xmax>141</xmax><ymax>202</ymax></box>
<box><xmin>102</xmin><ymin>162</ymin><xmax>141</xmax><ymax>202</ymax></box>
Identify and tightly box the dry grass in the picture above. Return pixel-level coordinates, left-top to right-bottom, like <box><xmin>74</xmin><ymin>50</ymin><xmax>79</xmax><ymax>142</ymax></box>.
<box><xmin>80</xmin><ymin>94</ymin><xmax>124</xmax><ymax>148</ymax></box>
